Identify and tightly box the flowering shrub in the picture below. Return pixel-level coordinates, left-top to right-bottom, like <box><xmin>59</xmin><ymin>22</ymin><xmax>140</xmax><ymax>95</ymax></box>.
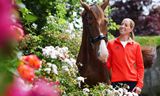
<box><xmin>41</xmin><ymin>46</ymin><xmax>78</xmax><ymax>76</ymax></box>
<box><xmin>42</xmin><ymin>46</ymin><xmax>69</xmax><ymax>60</ymax></box>
<box><xmin>38</xmin><ymin>45</ymin><xmax>139</xmax><ymax>96</ymax></box>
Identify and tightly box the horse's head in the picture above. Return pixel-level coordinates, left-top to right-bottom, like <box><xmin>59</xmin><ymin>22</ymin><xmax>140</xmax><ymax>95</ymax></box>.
<box><xmin>80</xmin><ymin>0</ymin><xmax>109</xmax><ymax>63</ymax></box>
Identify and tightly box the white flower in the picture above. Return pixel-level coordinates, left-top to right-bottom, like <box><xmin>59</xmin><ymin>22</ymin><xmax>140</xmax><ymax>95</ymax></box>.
<box><xmin>70</xmin><ymin>34</ymin><xmax>75</xmax><ymax>39</ymax></box>
<box><xmin>73</xmin><ymin>12</ymin><xmax>77</xmax><ymax>17</ymax></box>
<box><xmin>118</xmin><ymin>88</ymin><xmax>123</xmax><ymax>95</ymax></box>
<box><xmin>70</xmin><ymin>58</ymin><xmax>76</xmax><ymax>66</ymax></box>
<box><xmin>58</xmin><ymin>53</ymin><xmax>65</xmax><ymax>60</ymax></box>
<box><xmin>108</xmin><ymin>85</ymin><xmax>114</xmax><ymax>89</ymax></box>
<box><xmin>106</xmin><ymin>89</ymin><xmax>114</xmax><ymax>96</ymax></box>
<box><xmin>44</xmin><ymin>68</ymin><xmax>51</xmax><ymax>74</ymax></box>
<box><xmin>66</xmin><ymin>23</ymin><xmax>74</xmax><ymax>34</ymax></box>
<box><xmin>63</xmin><ymin>58</ymin><xmax>72</xmax><ymax>66</ymax></box>
<box><xmin>61</xmin><ymin>47</ymin><xmax>68</xmax><ymax>54</ymax></box>
<box><xmin>126</xmin><ymin>85</ymin><xmax>130</xmax><ymax>89</ymax></box>
<box><xmin>77</xmin><ymin>62</ymin><xmax>83</xmax><ymax>67</ymax></box>
<box><xmin>126</xmin><ymin>92</ymin><xmax>133</xmax><ymax>96</ymax></box>
<box><xmin>51</xmin><ymin>64</ymin><xmax>58</xmax><ymax>75</ymax></box>
<box><xmin>77</xmin><ymin>76</ymin><xmax>85</xmax><ymax>83</ymax></box>
<box><xmin>32</xmin><ymin>23</ymin><xmax>37</xmax><ymax>29</ymax></box>
<box><xmin>42</xmin><ymin>46</ymin><xmax>60</xmax><ymax>59</ymax></box>
<box><xmin>123</xmin><ymin>88</ymin><xmax>128</xmax><ymax>95</ymax></box>
<box><xmin>63</xmin><ymin>58</ymin><xmax>77</xmax><ymax>68</ymax></box>
<box><xmin>42</xmin><ymin>46</ymin><xmax>54</xmax><ymax>57</ymax></box>
<box><xmin>83</xmin><ymin>88</ymin><xmax>90</xmax><ymax>94</ymax></box>
<box><xmin>42</xmin><ymin>46</ymin><xmax>71</xmax><ymax>61</ymax></box>
<box><xmin>47</xmin><ymin>15</ymin><xmax>55</xmax><ymax>24</ymax></box>
<box><xmin>46</xmin><ymin>63</ymin><xmax>52</xmax><ymax>67</ymax></box>
<box><xmin>77</xmin><ymin>76</ymin><xmax>86</xmax><ymax>87</ymax></box>
<box><xmin>132</xmin><ymin>92</ymin><xmax>138</xmax><ymax>96</ymax></box>
<box><xmin>62</xmin><ymin>66</ymin><xmax>69</xmax><ymax>72</ymax></box>
<box><xmin>114</xmin><ymin>90</ymin><xmax>122</xmax><ymax>96</ymax></box>
<box><xmin>17</xmin><ymin>51</ymin><xmax>23</xmax><ymax>59</ymax></box>
<box><xmin>55</xmin><ymin>46</ymin><xmax>69</xmax><ymax>60</ymax></box>
<box><xmin>50</xmin><ymin>51</ymin><xmax>58</xmax><ymax>59</ymax></box>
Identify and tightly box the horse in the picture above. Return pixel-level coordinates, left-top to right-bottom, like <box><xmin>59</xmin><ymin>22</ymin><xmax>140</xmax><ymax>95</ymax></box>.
<box><xmin>76</xmin><ymin>0</ymin><xmax>110</xmax><ymax>86</ymax></box>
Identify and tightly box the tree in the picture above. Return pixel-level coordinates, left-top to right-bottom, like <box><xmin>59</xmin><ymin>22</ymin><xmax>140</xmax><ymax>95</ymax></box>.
<box><xmin>138</xmin><ymin>5</ymin><xmax>160</xmax><ymax>35</ymax></box>
<box><xmin>17</xmin><ymin>0</ymin><xmax>81</xmax><ymax>35</ymax></box>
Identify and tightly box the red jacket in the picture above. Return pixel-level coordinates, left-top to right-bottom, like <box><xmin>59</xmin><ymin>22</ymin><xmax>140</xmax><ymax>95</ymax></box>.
<box><xmin>106</xmin><ymin>37</ymin><xmax>144</xmax><ymax>89</ymax></box>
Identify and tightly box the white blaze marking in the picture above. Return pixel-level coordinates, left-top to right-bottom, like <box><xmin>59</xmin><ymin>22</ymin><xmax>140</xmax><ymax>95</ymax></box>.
<box><xmin>98</xmin><ymin>39</ymin><xmax>109</xmax><ymax>62</ymax></box>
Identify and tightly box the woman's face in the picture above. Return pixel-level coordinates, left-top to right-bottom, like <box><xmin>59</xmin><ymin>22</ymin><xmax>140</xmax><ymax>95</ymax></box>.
<box><xmin>119</xmin><ymin>19</ymin><xmax>132</xmax><ymax>35</ymax></box>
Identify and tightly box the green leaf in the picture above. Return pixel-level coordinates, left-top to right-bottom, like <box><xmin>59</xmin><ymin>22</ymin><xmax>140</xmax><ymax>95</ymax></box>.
<box><xmin>25</xmin><ymin>14</ymin><xmax>38</xmax><ymax>22</ymax></box>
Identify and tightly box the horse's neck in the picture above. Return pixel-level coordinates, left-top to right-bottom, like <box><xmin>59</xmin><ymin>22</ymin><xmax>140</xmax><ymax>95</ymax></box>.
<box><xmin>77</xmin><ymin>27</ymin><xmax>97</xmax><ymax>64</ymax></box>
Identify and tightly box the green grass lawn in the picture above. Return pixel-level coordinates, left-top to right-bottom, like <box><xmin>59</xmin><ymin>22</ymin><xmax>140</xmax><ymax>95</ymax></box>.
<box><xmin>135</xmin><ymin>36</ymin><xmax>160</xmax><ymax>46</ymax></box>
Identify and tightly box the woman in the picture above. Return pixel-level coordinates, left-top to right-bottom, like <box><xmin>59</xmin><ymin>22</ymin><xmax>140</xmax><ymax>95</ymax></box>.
<box><xmin>106</xmin><ymin>18</ymin><xmax>144</xmax><ymax>95</ymax></box>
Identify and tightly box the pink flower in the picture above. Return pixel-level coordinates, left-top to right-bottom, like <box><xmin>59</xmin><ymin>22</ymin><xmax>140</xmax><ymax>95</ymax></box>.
<box><xmin>0</xmin><ymin>0</ymin><xmax>12</xmax><ymax>45</ymax></box>
<box><xmin>28</xmin><ymin>78</ymin><xmax>60</xmax><ymax>96</ymax></box>
<box><xmin>6</xmin><ymin>77</ymin><xmax>31</xmax><ymax>96</ymax></box>
<box><xmin>6</xmin><ymin>77</ymin><xmax>60</xmax><ymax>96</ymax></box>
<box><xmin>10</xmin><ymin>25</ymin><xmax>24</xmax><ymax>41</ymax></box>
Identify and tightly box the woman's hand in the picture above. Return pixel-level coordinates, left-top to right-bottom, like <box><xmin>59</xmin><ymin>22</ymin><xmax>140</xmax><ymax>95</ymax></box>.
<box><xmin>132</xmin><ymin>87</ymin><xmax>141</xmax><ymax>94</ymax></box>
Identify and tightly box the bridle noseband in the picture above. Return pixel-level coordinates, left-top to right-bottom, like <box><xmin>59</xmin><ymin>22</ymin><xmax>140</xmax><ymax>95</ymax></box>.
<box><xmin>90</xmin><ymin>34</ymin><xmax>108</xmax><ymax>44</ymax></box>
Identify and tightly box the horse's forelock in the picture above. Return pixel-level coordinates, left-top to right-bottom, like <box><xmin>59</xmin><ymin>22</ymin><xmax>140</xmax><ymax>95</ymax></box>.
<box><xmin>81</xmin><ymin>4</ymin><xmax>104</xmax><ymax>21</ymax></box>
<box><xmin>90</xmin><ymin>5</ymin><xmax>104</xmax><ymax>20</ymax></box>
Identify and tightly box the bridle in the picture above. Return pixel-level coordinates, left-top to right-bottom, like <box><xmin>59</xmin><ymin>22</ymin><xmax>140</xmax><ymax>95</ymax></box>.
<box><xmin>83</xmin><ymin>4</ymin><xmax>108</xmax><ymax>44</ymax></box>
<box><xmin>85</xmin><ymin>14</ymin><xmax>108</xmax><ymax>44</ymax></box>
<box><xmin>89</xmin><ymin>33</ymin><xmax>108</xmax><ymax>44</ymax></box>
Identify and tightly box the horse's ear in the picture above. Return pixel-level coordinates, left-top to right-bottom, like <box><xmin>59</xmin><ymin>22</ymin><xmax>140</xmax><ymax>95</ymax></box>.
<box><xmin>80</xmin><ymin>0</ymin><xmax>90</xmax><ymax>11</ymax></box>
<box><xmin>100</xmin><ymin>0</ymin><xmax>109</xmax><ymax>11</ymax></box>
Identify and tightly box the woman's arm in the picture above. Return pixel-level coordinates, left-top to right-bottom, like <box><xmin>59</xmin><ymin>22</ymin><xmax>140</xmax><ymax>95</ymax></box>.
<box><xmin>136</xmin><ymin>44</ymin><xmax>144</xmax><ymax>89</ymax></box>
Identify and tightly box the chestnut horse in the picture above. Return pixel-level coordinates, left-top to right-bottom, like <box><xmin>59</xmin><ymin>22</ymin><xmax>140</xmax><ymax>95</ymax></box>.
<box><xmin>76</xmin><ymin>0</ymin><xmax>110</xmax><ymax>86</ymax></box>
